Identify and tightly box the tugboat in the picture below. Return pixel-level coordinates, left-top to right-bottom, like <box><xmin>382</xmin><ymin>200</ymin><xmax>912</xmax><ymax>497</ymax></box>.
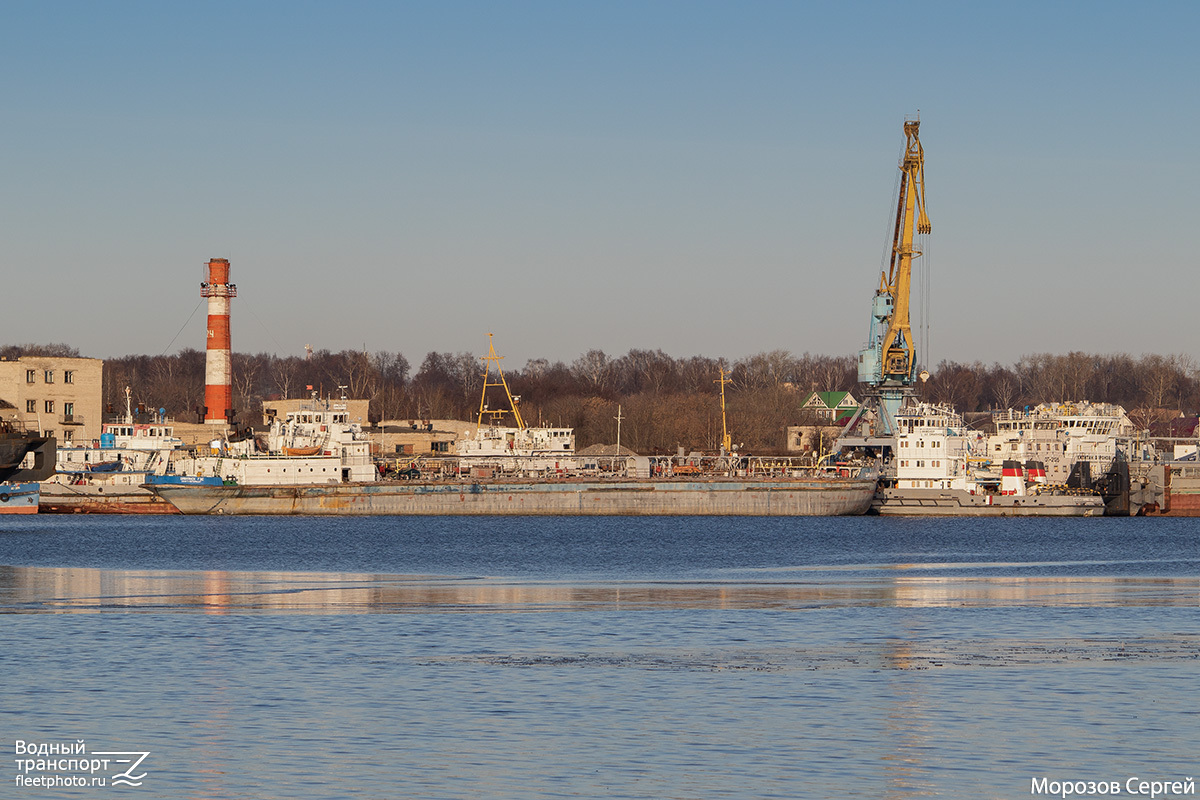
<box><xmin>987</xmin><ymin>402</ymin><xmax>1160</xmax><ymax>515</ymax></box>
<box><xmin>873</xmin><ymin>402</ymin><xmax>1104</xmax><ymax>516</ymax></box>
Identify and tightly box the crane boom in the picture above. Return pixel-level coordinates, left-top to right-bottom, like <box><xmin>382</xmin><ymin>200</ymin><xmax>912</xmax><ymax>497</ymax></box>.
<box><xmin>877</xmin><ymin>120</ymin><xmax>930</xmax><ymax>383</ymax></box>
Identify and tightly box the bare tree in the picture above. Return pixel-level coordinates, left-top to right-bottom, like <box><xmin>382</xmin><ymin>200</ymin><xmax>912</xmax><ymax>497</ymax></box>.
<box><xmin>570</xmin><ymin>350</ymin><xmax>612</xmax><ymax>393</ymax></box>
<box><xmin>232</xmin><ymin>354</ymin><xmax>261</xmax><ymax>423</ymax></box>
<box><xmin>988</xmin><ymin>367</ymin><xmax>1019</xmax><ymax>410</ymax></box>
<box><xmin>273</xmin><ymin>357</ymin><xmax>300</xmax><ymax>400</ymax></box>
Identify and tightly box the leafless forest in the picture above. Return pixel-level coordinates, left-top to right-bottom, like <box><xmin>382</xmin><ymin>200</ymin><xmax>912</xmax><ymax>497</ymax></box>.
<box><xmin>4</xmin><ymin>344</ymin><xmax>1197</xmax><ymax>453</ymax></box>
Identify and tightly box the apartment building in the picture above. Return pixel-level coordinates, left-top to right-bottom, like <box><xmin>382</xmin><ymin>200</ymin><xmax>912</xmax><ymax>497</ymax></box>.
<box><xmin>0</xmin><ymin>356</ymin><xmax>103</xmax><ymax>444</ymax></box>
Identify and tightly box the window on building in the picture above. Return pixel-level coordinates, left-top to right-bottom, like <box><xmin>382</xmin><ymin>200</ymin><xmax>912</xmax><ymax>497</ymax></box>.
<box><xmin>45</xmin><ymin>400</ymin><xmax>54</xmax><ymax>414</ymax></box>
<box><xmin>63</xmin><ymin>430</ymin><xmax>74</xmax><ymax>443</ymax></box>
<box><xmin>26</xmin><ymin>399</ymin><xmax>35</xmax><ymax>413</ymax></box>
<box><xmin>45</xmin><ymin>430</ymin><xmax>53</xmax><ymax>438</ymax></box>
<box><xmin>64</xmin><ymin>402</ymin><xmax>74</xmax><ymax>419</ymax></box>
<box><xmin>64</xmin><ymin>370</ymin><xmax>74</xmax><ymax>384</ymax></box>
<box><xmin>25</xmin><ymin>370</ymin><xmax>36</xmax><ymax>383</ymax></box>
<box><xmin>44</xmin><ymin>370</ymin><xmax>54</xmax><ymax>383</ymax></box>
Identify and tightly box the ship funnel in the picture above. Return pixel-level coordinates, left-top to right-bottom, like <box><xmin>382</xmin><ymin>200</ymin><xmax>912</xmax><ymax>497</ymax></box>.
<box><xmin>1001</xmin><ymin>460</ymin><xmax>1027</xmax><ymax>496</ymax></box>
<box><xmin>201</xmin><ymin>258</ymin><xmax>237</xmax><ymax>425</ymax></box>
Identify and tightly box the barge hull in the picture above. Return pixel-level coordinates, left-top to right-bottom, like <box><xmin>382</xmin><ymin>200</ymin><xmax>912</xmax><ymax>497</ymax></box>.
<box><xmin>39</xmin><ymin>484</ymin><xmax>181</xmax><ymax>514</ymax></box>
<box><xmin>150</xmin><ymin>477</ymin><xmax>877</xmax><ymax>516</ymax></box>
<box><xmin>875</xmin><ymin>488</ymin><xmax>1103</xmax><ymax>516</ymax></box>
<box><xmin>1140</xmin><ymin>465</ymin><xmax>1200</xmax><ymax>516</ymax></box>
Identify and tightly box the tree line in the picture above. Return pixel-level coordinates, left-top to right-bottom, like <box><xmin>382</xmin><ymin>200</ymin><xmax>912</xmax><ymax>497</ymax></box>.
<box><xmin>3</xmin><ymin>343</ymin><xmax>1197</xmax><ymax>453</ymax></box>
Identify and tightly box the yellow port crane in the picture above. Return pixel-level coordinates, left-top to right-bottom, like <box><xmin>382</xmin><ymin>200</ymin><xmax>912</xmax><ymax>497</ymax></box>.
<box><xmin>856</xmin><ymin>118</ymin><xmax>931</xmax><ymax>434</ymax></box>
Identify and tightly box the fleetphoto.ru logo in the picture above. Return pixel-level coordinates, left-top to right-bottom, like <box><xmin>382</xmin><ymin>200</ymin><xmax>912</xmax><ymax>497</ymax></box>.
<box><xmin>13</xmin><ymin>739</ymin><xmax>150</xmax><ymax>790</ymax></box>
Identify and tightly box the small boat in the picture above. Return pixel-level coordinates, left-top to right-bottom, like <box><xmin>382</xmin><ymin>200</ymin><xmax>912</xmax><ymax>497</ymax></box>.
<box><xmin>282</xmin><ymin>445</ymin><xmax>324</xmax><ymax>457</ymax></box>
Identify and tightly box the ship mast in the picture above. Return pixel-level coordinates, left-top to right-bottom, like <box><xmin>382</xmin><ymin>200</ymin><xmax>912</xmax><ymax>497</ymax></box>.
<box><xmin>475</xmin><ymin>334</ymin><xmax>526</xmax><ymax>432</ymax></box>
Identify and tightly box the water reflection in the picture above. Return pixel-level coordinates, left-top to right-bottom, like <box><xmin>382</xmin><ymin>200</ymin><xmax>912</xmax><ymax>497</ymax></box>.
<box><xmin>1</xmin><ymin>564</ymin><xmax>1195</xmax><ymax>614</ymax></box>
<box><xmin>881</xmin><ymin>639</ymin><xmax>938</xmax><ymax>798</ymax></box>
<box><xmin>5</xmin><ymin>562</ymin><xmax>1198</xmax><ymax>799</ymax></box>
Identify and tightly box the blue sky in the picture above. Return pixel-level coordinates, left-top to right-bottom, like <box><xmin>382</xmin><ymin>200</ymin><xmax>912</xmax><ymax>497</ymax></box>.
<box><xmin>3</xmin><ymin>1</ymin><xmax>1196</xmax><ymax>371</ymax></box>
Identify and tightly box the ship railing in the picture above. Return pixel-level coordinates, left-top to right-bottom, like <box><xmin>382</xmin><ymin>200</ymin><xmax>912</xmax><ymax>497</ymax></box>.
<box><xmin>0</xmin><ymin>417</ymin><xmax>33</xmax><ymax>434</ymax></box>
<box><xmin>744</xmin><ymin>455</ymin><xmax>825</xmax><ymax>475</ymax></box>
<box><xmin>371</xmin><ymin>453</ymin><xmax>849</xmax><ymax>481</ymax></box>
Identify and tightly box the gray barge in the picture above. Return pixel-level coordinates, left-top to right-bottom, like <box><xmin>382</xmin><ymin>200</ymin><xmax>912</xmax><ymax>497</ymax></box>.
<box><xmin>147</xmin><ymin>475</ymin><xmax>877</xmax><ymax>516</ymax></box>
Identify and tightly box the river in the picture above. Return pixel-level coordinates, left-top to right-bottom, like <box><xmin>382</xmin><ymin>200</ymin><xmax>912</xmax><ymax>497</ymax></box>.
<box><xmin>2</xmin><ymin>515</ymin><xmax>1197</xmax><ymax>798</ymax></box>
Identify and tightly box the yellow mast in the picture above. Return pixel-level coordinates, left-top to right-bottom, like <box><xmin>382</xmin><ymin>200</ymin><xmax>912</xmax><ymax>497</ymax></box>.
<box><xmin>877</xmin><ymin>119</ymin><xmax>931</xmax><ymax>384</ymax></box>
<box><xmin>475</xmin><ymin>333</ymin><xmax>526</xmax><ymax>432</ymax></box>
<box><xmin>715</xmin><ymin>368</ymin><xmax>733</xmax><ymax>453</ymax></box>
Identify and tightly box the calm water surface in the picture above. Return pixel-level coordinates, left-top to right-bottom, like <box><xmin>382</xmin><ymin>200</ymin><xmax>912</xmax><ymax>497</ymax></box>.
<box><xmin>1</xmin><ymin>515</ymin><xmax>1197</xmax><ymax>799</ymax></box>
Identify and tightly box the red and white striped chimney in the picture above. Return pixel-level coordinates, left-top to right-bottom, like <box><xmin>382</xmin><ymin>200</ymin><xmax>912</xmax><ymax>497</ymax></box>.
<box><xmin>201</xmin><ymin>258</ymin><xmax>237</xmax><ymax>425</ymax></box>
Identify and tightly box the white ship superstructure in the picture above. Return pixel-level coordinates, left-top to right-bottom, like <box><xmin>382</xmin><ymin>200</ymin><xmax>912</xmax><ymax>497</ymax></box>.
<box><xmin>878</xmin><ymin>402</ymin><xmax>1103</xmax><ymax>515</ymax></box>
<box><xmin>987</xmin><ymin>410</ymin><xmax>1073</xmax><ymax>484</ymax></box>
<box><xmin>173</xmin><ymin>400</ymin><xmax>377</xmax><ymax>486</ymax></box>
<box><xmin>42</xmin><ymin>390</ymin><xmax>186</xmax><ymax>512</ymax></box>
<box><xmin>55</xmin><ymin>388</ymin><xmax>183</xmax><ymax>477</ymax></box>
<box><xmin>891</xmin><ymin>402</ymin><xmax>981</xmax><ymax>492</ymax></box>
<box><xmin>55</xmin><ymin>420</ymin><xmax>183</xmax><ymax>475</ymax></box>
<box><xmin>988</xmin><ymin>402</ymin><xmax>1156</xmax><ymax>484</ymax></box>
<box><xmin>454</xmin><ymin>334</ymin><xmax>578</xmax><ymax>474</ymax></box>
<box><xmin>457</xmin><ymin>426</ymin><xmax>574</xmax><ymax>457</ymax></box>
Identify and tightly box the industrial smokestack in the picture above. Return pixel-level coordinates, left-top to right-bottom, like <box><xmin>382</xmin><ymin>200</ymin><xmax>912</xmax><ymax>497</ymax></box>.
<box><xmin>201</xmin><ymin>258</ymin><xmax>237</xmax><ymax>425</ymax></box>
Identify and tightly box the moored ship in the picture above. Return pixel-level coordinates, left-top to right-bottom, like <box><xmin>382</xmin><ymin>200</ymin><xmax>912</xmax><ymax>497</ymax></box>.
<box><xmin>1137</xmin><ymin>455</ymin><xmax>1200</xmax><ymax>516</ymax></box>
<box><xmin>40</xmin><ymin>392</ymin><xmax>184</xmax><ymax>514</ymax></box>
<box><xmin>872</xmin><ymin>402</ymin><xmax>1104</xmax><ymax>516</ymax></box>
<box><xmin>163</xmin><ymin>396</ymin><xmax>377</xmax><ymax>486</ymax></box>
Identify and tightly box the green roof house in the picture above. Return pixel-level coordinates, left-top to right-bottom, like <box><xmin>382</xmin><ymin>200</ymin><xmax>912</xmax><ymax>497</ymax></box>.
<box><xmin>799</xmin><ymin>391</ymin><xmax>860</xmax><ymax>424</ymax></box>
